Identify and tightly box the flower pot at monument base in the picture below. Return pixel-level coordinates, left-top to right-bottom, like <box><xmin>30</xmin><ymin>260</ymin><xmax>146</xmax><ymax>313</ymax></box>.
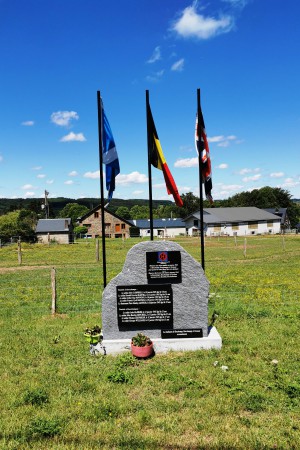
<box><xmin>131</xmin><ymin>341</ymin><xmax>154</xmax><ymax>358</ymax></box>
<box><xmin>130</xmin><ymin>332</ymin><xmax>153</xmax><ymax>358</ymax></box>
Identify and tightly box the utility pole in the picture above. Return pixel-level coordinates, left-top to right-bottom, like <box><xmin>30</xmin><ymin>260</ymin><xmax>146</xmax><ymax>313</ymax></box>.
<box><xmin>44</xmin><ymin>190</ymin><xmax>49</xmax><ymax>219</ymax></box>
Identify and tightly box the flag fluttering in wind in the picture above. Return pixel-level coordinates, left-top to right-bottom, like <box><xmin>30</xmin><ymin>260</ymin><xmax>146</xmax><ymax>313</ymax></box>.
<box><xmin>147</xmin><ymin>103</ymin><xmax>183</xmax><ymax>207</ymax></box>
<box><xmin>195</xmin><ymin>110</ymin><xmax>213</xmax><ymax>204</ymax></box>
<box><xmin>101</xmin><ymin>101</ymin><xmax>120</xmax><ymax>200</ymax></box>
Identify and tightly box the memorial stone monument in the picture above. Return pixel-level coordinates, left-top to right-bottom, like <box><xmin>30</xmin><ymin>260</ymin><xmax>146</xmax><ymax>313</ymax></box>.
<box><xmin>101</xmin><ymin>240</ymin><xmax>222</xmax><ymax>354</ymax></box>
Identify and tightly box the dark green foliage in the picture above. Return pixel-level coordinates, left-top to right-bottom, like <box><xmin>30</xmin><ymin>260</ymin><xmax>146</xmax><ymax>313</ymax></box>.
<box><xmin>115</xmin><ymin>352</ymin><xmax>138</xmax><ymax>369</ymax></box>
<box><xmin>107</xmin><ymin>369</ymin><xmax>132</xmax><ymax>384</ymax></box>
<box><xmin>58</xmin><ymin>203</ymin><xmax>89</xmax><ymax>224</ymax></box>
<box><xmin>22</xmin><ymin>388</ymin><xmax>49</xmax><ymax>406</ymax></box>
<box><xmin>115</xmin><ymin>206</ymin><xmax>132</xmax><ymax>219</ymax></box>
<box><xmin>179</xmin><ymin>192</ymin><xmax>201</xmax><ymax>217</ymax></box>
<box><xmin>73</xmin><ymin>225</ymin><xmax>88</xmax><ymax>236</ymax></box>
<box><xmin>0</xmin><ymin>209</ymin><xmax>37</xmax><ymax>242</ymax></box>
<box><xmin>129</xmin><ymin>226</ymin><xmax>140</xmax><ymax>237</ymax></box>
<box><xmin>25</xmin><ymin>417</ymin><xmax>63</xmax><ymax>439</ymax></box>
<box><xmin>241</xmin><ymin>392</ymin><xmax>267</xmax><ymax>412</ymax></box>
<box><xmin>283</xmin><ymin>383</ymin><xmax>300</xmax><ymax>399</ymax></box>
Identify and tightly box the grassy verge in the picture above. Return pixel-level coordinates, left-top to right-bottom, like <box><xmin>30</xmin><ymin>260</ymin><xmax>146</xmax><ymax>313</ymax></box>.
<box><xmin>0</xmin><ymin>235</ymin><xmax>299</xmax><ymax>449</ymax></box>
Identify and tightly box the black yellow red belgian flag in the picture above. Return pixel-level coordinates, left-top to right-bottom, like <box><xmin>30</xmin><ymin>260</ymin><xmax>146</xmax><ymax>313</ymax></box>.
<box><xmin>147</xmin><ymin>103</ymin><xmax>183</xmax><ymax>208</ymax></box>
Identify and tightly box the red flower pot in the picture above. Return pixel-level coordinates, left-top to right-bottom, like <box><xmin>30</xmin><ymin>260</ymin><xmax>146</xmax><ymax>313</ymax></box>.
<box><xmin>131</xmin><ymin>342</ymin><xmax>154</xmax><ymax>358</ymax></box>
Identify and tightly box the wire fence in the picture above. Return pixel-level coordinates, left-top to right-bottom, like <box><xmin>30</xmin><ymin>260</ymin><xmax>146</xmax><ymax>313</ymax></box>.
<box><xmin>0</xmin><ymin>266</ymin><xmax>299</xmax><ymax>321</ymax></box>
<box><xmin>0</xmin><ymin>235</ymin><xmax>299</xmax><ymax>320</ymax></box>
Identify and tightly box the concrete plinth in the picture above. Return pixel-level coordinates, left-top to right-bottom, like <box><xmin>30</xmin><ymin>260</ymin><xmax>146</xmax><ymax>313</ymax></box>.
<box><xmin>101</xmin><ymin>326</ymin><xmax>222</xmax><ymax>356</ymax></box>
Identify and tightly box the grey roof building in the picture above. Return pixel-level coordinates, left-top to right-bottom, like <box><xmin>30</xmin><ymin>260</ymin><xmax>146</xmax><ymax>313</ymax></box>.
<box><xmin>263</xmin><ymin>208</ymin><xmax>290</xmax><ymax>229</ymax></box>
<box><xmin>130</xmin><ymin>218</ymin><xmax>186</xmax><ymax>237</ymax></box>
<box><xmin>36</xmin><ymin>218</ymin><xmax>73</xmax><ymax>244</ymax></box>
<box><xmin>184</xmin><ymin>207</ymin><xmax>282</xmax><ymax>236</ymax></box>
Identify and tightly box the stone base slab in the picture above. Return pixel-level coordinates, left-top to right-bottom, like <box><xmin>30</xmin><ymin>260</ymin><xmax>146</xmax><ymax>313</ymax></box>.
<box><xmin>101</xmin><ymin>326</ymin><xmax>222</xmax><ymax>355</ymax></box>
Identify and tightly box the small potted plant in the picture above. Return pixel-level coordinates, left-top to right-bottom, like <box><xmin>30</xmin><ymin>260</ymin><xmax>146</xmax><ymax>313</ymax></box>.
<box><xmin>84</xmin><ymin>325</ymin><xmax>102</xmax><ymax>345</ymax></box>
<box><xmin>131</xmin><ymin>332</ymin><xmax>153</xmax><ymax>358</ymax></box>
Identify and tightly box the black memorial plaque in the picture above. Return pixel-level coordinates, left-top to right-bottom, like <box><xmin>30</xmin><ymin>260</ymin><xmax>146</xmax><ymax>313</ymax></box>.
<box><xmin>146</xmin><ymin>251</ymin><xmax>182</xmax><ymax>284</ymax></box>
<box><xmin>161</xmin><ymin>329</ymin><xmax>203</xmax><ymax>339</ymax></box>
<box><xmin>117</xmin><ymin>284</ymin><xmax>173</xmax><ymax>330</ymax></box>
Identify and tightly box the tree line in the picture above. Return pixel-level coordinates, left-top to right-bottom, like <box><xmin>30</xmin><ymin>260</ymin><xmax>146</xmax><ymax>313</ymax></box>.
<box><xmin>0</xmin><ymin>187</ymin><xmax>299</xmax><ymax>242</ymax></box>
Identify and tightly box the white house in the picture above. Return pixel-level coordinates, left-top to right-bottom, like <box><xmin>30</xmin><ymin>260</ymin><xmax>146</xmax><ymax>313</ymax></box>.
<box><xmin>130</xmin><ymin>218</ymin><xmax>186</xmax><ymax>238</ymax></box>
<box><xmin>184</xmin><ymin>207</ymin><xmax>282</xmax><ymax>237</ymax></box>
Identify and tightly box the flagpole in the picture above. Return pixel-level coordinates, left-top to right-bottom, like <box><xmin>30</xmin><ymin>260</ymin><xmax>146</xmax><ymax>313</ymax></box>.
<box><xmin>146</xmin><ymin>90</ymin><xmax>154</xmax><ymax>241</ymax></box>
<box><xmin>97</xmin><ymin>90</ymin><xmax>107</xmax><ymax>287</ymax></box>
<box><xmin>197</xmin><ymin>88</ymin><xmax>205</xmax><ymax>271</ymax></box>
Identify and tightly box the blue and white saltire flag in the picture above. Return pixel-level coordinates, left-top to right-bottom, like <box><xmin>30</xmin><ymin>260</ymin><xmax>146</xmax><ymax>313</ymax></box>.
<box><xmin>102</xmin><ymin>102</ymin><xmax>120</xmax><ymax>200</ymax></box>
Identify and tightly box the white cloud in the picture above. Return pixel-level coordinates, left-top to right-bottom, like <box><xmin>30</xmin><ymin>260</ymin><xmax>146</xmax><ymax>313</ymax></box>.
<box><xmin>217</xmin><ymin>163</ymin><xmax>228</xmax><ymax>169</ymax></box>
<box><xmin>270</xmin><ymin>172</ymin><xmax>284</xmax><ymax>178</ymax></box>
<box><xmin>171</xmin><ymin>4</ymin><xmax>233</xmax><ymax>40</ymax></box>
<box><xmin>174</xmin><ymin>157</ymin><xmax>198</xmax><ymax>168</ymax></box>
<box><xmin>84</xmin><ymin>170</ymin><xmax>147</xmax><ymax>185</ymax></box>
<box><xmin>21</xmin><ymin>120</ymin><xmax>35</xmax><ymax>126</ymax></box>
<box><xmin>24</xmin><ymin>191</ymin><xmax>35</xmax><ymax>198</ymax></box>
<box><xmin>217</xmin><ymin>183</ymin><xmax>243</xmax><ymax>192</ymax></box>
<box><xmin>132</xmin><ymin>190</ymin><xmax>145</xmax><ymax>195</ymax></box>
<box><xmin>153</xmin><ymin>183</ymin><xmax>167</xmax><ymax>189</ymax></box>
<box><xmin>208</xmin><ymin>135</ymin><xmax>238</xmax><ymax>147</ymax></box>
<box><xmin>179</xmin><ymin>186</ymin><xmax>192</xmax><ymax>193</ymax></box>
<box><xmin>247</xmin><ymin>185</ymin><xmax>264</xmax><ymax>193</ymax></box>
<box><xmin>22</xmin><ymin>184</ymin><xmax>34</xmax><ymax>190</ymax></box>
<box><xmin>46</xmin><ymin>179</ymin><xmax>54</xmax><ymax>184</ymax></box>
<box><xmin>171</xmin><ymin>58</ymin><xmax>185</xmax><ymax>72</ymax></box>
<box><xmin>146</xmin><ymin>70</ymin><xmax>165</xmax><ymax>82</ymax></box>
<box><xmin>117</xmin><ymin>171</ymin><xmax>148</xmax><ymax>185</ymax></box>
<box><xmin>64</xmin><ymin>180</ymin><xmax>74</xmax><ymax>185</ymax></box>
<box><xmin>60</xmin><ymin>132</ymin><xmax>86</xmax><ymax>142</ymax></box>
<box><xmin>0</xmin><ymin>155</ymin><xmax>3</xmax><ymax>163</ymax></box>
<box><xmin>69</xmin><ymin>170</ymin><xmax>78</xmax><ymax>176</ymax></box>
<box><xmin>238</xmin><ymin>167</ymin><xmax>260</xmax><ymax>175</ymax></box>
<box><xmin>224</xmin><ymin>0</ymin><xmax>249</xmax><ymax>8</ymax></box>
<box><xmin>37</xmin><ymin>174</ymin><xmax>46</xmax><ymax>178</ymax></box>
<box><xmin>242</xmin><ymin>174</ymin><xmax>261</xmax><ymax>182</ymax></box>
<box><xmin>51</xmin><ymin>111</ymin><xmax>79</xmax><ymax>127</ymax></box>
<box><xmin>84</xmin><ymin>170</ymin><xmax>100</xmax><ymax>179</ymax></box>
<box><xmin>214</xmin><ymin>183</ymin><xmax>243</xmax><ymax>198</ymax></box>
<box><xmin>239</xmin><ymin>168</ymin><xmax>252</xmax><ymax>175</ymax></box>
<box><xmin>281</xmin><ymin>178</ymin><xmax>300</xmax><ymax>188</ymax></box>
<box><xmin>147</xmin><ymin>46</ymin><xmax>161</xmax><ymax>63</ymax></box>
<box><xmin>207</xmin><ymin>135</ymin><xmax>225</xmax><ymax>143</ymax></box>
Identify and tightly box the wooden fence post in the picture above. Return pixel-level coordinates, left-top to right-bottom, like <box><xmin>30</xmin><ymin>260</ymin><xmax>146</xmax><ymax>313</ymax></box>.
<box><xmin>243</xmin><ymin>237</ymin><xmax>247</xmax><ymax>258</ymax></box>
<box><xmin>18</xmin><ymin>239</ymin><xmax>22</xmax><ymax>265</ymax></box>
<box><xmin>96</xmin><ymin>239</ymin><xmax>99</xmax><ymax>262</ymax></box>
<box><xmin>282</xmin><ymin>232</ymin><xmax>286</xmax><ymax>251</ymax></box>
<box><xmin>51</xmin><ymin>267</ymin><xmax>56</xmax><ymax>315</ymax></box>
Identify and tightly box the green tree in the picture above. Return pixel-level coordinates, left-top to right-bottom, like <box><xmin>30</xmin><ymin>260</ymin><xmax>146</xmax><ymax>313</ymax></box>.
<box><xmin>115</xmin><ymin>206</ymin><xmax>131</xmax><ymax>219</ymax></box>
<box><xmin>179</xmin><ymin>192</ymin><xmax>200</xmax><ymax>218</ymax></box>
<box><xmin>224</xmin><ymin>186</ymin><xmax>299</xmax><ymax>228</ymax></box>
<box><xmin>58</xmin><ymin>203</ymin><xmax>89</xmax><ymax>224</ymax></box>
<box><xmin>130</xmin><ymin>205</ymin><xmax>150</xmax><ymax>219</ymax></box>
<box><xmin>74</xmin><ymin>225</ymin><xmax>88</xmax><ymax>237</ymax></box>
<box><xmin>0</xmin><ymin>209</ymin><xmax>37</xmax><ymax>242</ymax></box>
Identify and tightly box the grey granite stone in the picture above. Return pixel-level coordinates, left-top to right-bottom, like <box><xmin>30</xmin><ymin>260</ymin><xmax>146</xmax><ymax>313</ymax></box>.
<box><xmin>102</xmin><ymin>240</ymin><xmax>209</xmax><ymax>339</ymax></box>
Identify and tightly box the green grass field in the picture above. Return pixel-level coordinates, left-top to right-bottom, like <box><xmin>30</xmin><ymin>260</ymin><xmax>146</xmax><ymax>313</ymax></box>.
<box><xmin>0</xmin><ymin>235</ymin><xmax>299</xmax><ymax>449</ymax></box>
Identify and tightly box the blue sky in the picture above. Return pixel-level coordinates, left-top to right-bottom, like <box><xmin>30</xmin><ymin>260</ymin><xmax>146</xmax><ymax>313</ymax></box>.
<box><xmin>0</xmin><ymin>0</ymin><xmax>299</xmax><ymax>202</ymax></box>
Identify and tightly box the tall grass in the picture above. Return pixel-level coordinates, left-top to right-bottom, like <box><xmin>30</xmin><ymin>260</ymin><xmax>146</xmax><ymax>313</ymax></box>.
<box><xmin>0</xmin><ymin>235</ymin><xmax>299</xmax><ymax>449</ymax></box>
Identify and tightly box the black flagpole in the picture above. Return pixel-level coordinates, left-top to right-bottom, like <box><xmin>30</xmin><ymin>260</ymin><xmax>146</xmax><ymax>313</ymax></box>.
<box><xmin>197</xmin><ymin>88</ymin><xmax>205</xmax><ymax>271</ymax></box>
<box><xmin>146</xmin><ymin>90</ymin><xmax>154</xmax><ymax>241</ymax></box>
<box><xmin>97</xmin><ymin>90</ymin><xmax>107</xmax><ymax>287</ymax></box>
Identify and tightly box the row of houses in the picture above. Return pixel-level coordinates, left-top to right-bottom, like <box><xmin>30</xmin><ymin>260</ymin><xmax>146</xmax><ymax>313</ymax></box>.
<box><xmin>35</xmin><ymin>206</ymin><xmax>289</xmax><ymax>244</ymax></box>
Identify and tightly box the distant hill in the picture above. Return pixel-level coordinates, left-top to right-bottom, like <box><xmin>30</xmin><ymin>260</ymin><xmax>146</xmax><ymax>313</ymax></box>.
<box><xmin>0</xmin><ymin>197</ymin><xmax>173</xmax><ymax>217</ymax></box>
